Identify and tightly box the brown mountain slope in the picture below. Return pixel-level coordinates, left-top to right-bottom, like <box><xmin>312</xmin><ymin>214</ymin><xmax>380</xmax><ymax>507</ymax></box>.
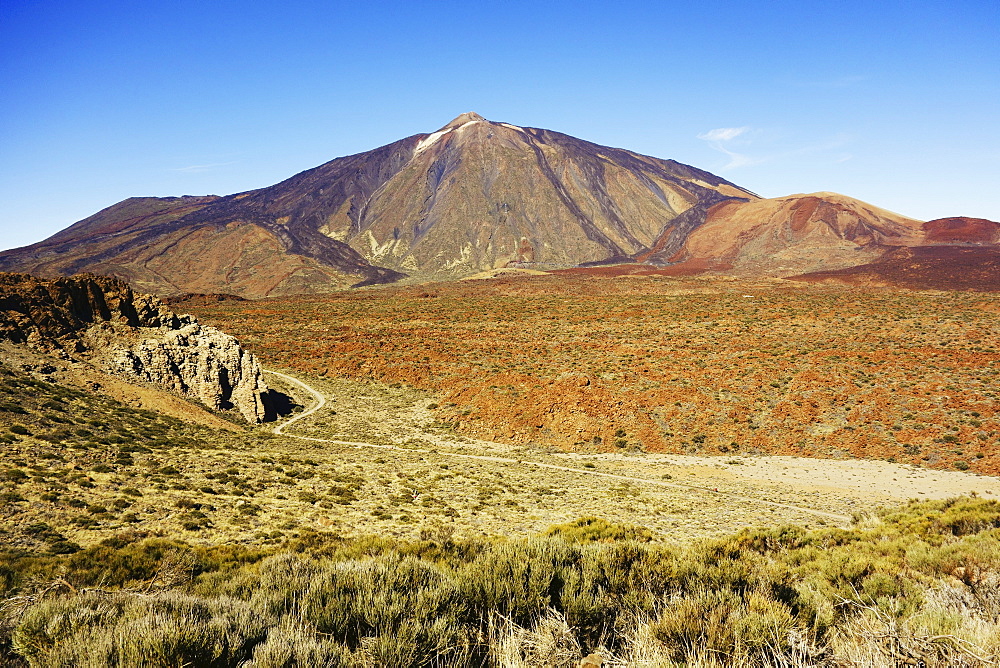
<box><xmin>33</xmin><ymin>196</ymin><xmax>220</xmax><ymax>245</ymax></box>
<box><xmin>0</xmin><ymin>113</ymin><xmax>754</xmax><ymax>296</ymax></box>
<box><xmin>641</xmin><ymin>192</ymin><xmax>925</xmax><ymax>276</ymax></box>
<box><xmin>143</xmin><ymin>112</ymin><xmax>756</xmax><ymax>279</ymax></box>
<box><xmin>922</xmin><ymin>216</ymin><xmax>1000</xmax><ymax>244</ymax></box>
<box><xmin>787</xmin><ymin>215</ymin><xmax>1000</xmax><ymax>291</ymax></box>
<box><xmin>791</xmin><ymin>245</ymin><xmax>1000</xmax><ymax>291</ymax></box>
<box><xmin>0</xmin><ymin>196</ymin><xmax>402</xmax><ymax>298</ymax></box>
<box><xmin>330</xmin><ymin>113</ymin><xmax>754</xmax><ymax>276</ymax></box>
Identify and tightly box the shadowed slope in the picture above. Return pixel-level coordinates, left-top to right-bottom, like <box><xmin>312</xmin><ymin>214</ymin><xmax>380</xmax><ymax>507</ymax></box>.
<box><xmin>792</xmin><ymin>245</ymin><xmax>1000</xmax><ymax>291</ymax></box>
<box><xmin>0</xmin><ymin>193</ymin><xmax>403</xmax><ymax>298</ymax></box>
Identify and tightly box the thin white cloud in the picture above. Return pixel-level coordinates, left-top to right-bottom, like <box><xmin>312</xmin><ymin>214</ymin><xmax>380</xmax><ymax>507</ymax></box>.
<box><xmin>697</xmin><ymin>127</ymin><xmax>749</xmax><ymax>142</ymax></box>
<box><xmin>697</xmin><ymin>127</ymin><xmax>760</xmax><ymax>169</ymax></box>
<box><xmin>171</xmin><ymin>161</ymin><xmax>236</xmax><ymax>173</ymax></box>
<box><xmin>698</xmin><ymin>127</ymin><xmax>854</xmax><ymax>170</ymax></box>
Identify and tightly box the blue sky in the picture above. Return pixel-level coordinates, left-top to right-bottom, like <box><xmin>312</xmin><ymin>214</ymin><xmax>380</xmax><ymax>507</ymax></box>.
<box><xmin>1</xmin><ymin>0</ymin><xmax>997</xmax><ymax>251</ymax></box>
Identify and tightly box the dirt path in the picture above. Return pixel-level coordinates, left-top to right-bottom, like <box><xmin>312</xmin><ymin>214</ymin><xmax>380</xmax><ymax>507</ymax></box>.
<box><xmin>266</xmin><ymin>370</ymin><xmax>327</xmax><ymax>436</ymax></box>
<box><xmin>266</xmin><ymin>369</ymin><xmax>854</xmax><ymax>524</ymax></box>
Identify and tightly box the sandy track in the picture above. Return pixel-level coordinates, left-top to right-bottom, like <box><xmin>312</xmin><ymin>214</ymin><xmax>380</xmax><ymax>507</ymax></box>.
<box><xmin>266</xmin><ymin>370</ymin><xmax>327</xmax><ymax>436</ymax></box>
<box><xmin>604</xmin><ymin>453</ymin><xmax>1000</xmax><ymax>503</ymax></box>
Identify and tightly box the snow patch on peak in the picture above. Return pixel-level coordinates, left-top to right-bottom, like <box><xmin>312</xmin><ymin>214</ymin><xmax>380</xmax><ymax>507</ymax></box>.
<box><xmin>500</xmin><ymin>123</ymin><xmax>524</xmax><ymax>132</ymax></box>
<box><xmin>415</xmin><ymin>128</ymin><xmax>453</xmax><ymax>154</ymax></box>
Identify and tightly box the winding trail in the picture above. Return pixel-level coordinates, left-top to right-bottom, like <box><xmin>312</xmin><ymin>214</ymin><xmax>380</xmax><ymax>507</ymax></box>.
<box><xmin>267</xmin><ymin>370</ymin><xmax>327</xmax><ymax>436</ymax></box>
<box><xmin>265</xmin><ymin>370</ymin><xmax>852</xmax><ymax>524</ymax></box>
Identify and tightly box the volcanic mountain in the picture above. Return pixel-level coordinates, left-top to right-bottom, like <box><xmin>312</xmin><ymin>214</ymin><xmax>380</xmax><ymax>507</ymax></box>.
<box><xmin>0</xmin><ymin>112</ymin><xmax>992</xmax><ymax>296</ymax></box>
<box><xmin>647</xmin><ymin>192</ymin><xmax>925</xmax><ymax>276</ymax></box>
<box><xmin>0</xmin><ymin>113</ymin><xmax>757</xmax><ymax>297</ymax></box>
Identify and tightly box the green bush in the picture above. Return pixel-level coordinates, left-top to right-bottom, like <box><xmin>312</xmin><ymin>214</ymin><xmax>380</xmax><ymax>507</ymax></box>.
<box><xmin>241</xmin><ymin>620</ymin><xmax>353</xmax><ymax>667</ymax></box>
<box><xmin>1</xmin><ymin>468</ymin><xmax>28</xmax><ymax>482</ymax></box>
<box><xmin>544</xmin><ymin>517</ymin><xmax>653</xmax><ymax>543</ymax></box>
<box><xmin>48</xmin><ymin>541</ymin><xmax>81</xmax><ymax>555</ymax></box>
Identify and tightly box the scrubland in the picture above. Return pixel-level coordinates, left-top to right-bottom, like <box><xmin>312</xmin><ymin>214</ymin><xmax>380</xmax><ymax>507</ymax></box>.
<box><xmin>2</xmin><ymin>497</ymin><xmax>1000</xmax><ymax>666</ymax></box>
<box><xmin>0</xmin><ymin>360</ymin><xmax>863</xmax><ymax>556</ymax></box>
<box><xmin>188</xmin><ymin>275</ymin><xmax>1000</xmax><ymax>474</ymax></box>
<box><xmin>3</xmin><ymin>275</ymin><xmax>1000</xmax><ymax>666</ymax></box>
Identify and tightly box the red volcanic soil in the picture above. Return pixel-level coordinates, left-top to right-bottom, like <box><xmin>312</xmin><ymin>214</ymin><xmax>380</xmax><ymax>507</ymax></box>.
<box><xmin>788</xmin><ymin>196</ymin><xmax>831</xmax><ymax>233</ymax></box>
<box><xmin>792</xmin><ymin>246</ymin><xmax>1000</xmax><ymax>291</ymax></box>
<box><xmin>187</xmin><ymin>275</ymin><xmax>1000</xmax><ymax>476</ymax></box>
<box><xmin>163</xmin><ymin>293</ymin><xmax>248</xmax><ymax>306</ymax></box>
<box><xmin>922</xmin><ymin>217</ymin><xmax>1000</xmax><ymax>244</ymax></box>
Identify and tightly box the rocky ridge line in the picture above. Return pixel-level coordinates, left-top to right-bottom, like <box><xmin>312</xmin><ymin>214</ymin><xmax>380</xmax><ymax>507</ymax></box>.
<box><xmin>0</xmin><ymin>272</ymin><xmax>273</xmax><ymax>423</ymax></box>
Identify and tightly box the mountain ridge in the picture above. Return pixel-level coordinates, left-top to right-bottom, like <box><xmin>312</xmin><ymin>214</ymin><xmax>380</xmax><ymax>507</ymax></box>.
<box><xmin>1</xmin><ymin>113</ymin><xmax>997</xmax><ymax>295</ymax></box>
<box><xmin>0</xmin><ymin>113</ymin><xmax>758</xmax><ymax>296</ymax></box>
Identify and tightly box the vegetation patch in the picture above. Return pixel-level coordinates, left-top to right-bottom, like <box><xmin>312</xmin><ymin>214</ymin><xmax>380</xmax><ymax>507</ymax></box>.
<box><xmin>1</xmin><ymin>498</ymin><xmax>999</xmax><ymax>666</ymax></box>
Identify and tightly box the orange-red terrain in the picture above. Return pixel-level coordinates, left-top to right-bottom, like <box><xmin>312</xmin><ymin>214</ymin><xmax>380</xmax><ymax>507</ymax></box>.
<box><xmin>793</xmin><ymin>246</ymin><xmax>1000</xmax><ymax>291</ymax></box>
<box><xmin>185</xmin><ymin>275</ymin><xmax>1000</xmax><ymax>475</ymax></box>
<box><xmin>650</xmin><ymin>192</ymin><xmax>925</xmax><ymax>276</ymax></box>
<box><xmin>922</xmin><ymin>216</ymin><xmax>1000</xmax><ymax>244</ymax></box>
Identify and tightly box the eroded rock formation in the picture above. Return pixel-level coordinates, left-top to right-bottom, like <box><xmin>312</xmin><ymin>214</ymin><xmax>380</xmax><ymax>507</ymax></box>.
<box><xmin>0</xmin><ymin>271</ymin><xmax>172</xmax><ymax>346</ymax></box>
<box><xmin>0</xmin><ymin>272</ymin><xmax>274</xmax><ymax>423</ymax></box>
<box><xmin>108</xmin><ymin>322</ymin><xmax>272</xmax><ymax>423</ymax></box>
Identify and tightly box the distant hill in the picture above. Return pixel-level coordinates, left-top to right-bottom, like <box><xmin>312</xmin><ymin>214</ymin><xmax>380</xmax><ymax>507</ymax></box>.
<box><xmin>921</xmin><ymin>216</ymin><xmax>1000</xmax><ymax>244</ymax></box>
<box><xmin>647</xmin><ymin>192</ymin><xmax>925</xmax><ymax>276</ymax></box>
<box><xmin>791</xmin><ymin>245</ymin><xmax>1000</xmax><ymax>291</ymax></box>
<box><xmin>2</xmin><ymin>113</ymin><xmax>998</xmax><ymax>295</ymax></box>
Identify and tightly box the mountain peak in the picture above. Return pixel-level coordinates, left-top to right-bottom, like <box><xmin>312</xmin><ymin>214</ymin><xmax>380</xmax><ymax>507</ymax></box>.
<box><xmin>0</xmin><ymin>115</ymin><xmax>766</xmax><ymax>297</ymax></box>
<box><xmin>442</xmin><ymin>111</ymin><xmax>486</xmax><ymax>129</ymax></box>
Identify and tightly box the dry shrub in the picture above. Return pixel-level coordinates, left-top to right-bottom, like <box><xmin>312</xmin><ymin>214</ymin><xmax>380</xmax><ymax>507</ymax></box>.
<box><xmin>241</xmin><ymin>619</ymin><xmax>353</xmax><ymax>667</ymax></box>
<box><xmin>487</xmin><ymin>609</ymin><xmax>582</xmax><ymax>668</ymax></box>
<box><xmin>830</xmin><ymin>580</ymin><xmax>1000</xmax><ymax>668</ymax></box>
<box><xmin>12</xmin><ymin>590</ymin><xmax>267</xmax><ymax>668</ymax></box>
<box><xmin>647</xmin><ymin>588</ymin><xmax>818</xmax><ymax>665</ymax></box>
<box><xmin>615</xmin><ymin>613</ymin><xmax>826</xmax><ymax>668</ymax></box>
<box><xmin>4</xmin><ymin>499</ymin><xmax>1000</xmax><ymax>667</ymax></box>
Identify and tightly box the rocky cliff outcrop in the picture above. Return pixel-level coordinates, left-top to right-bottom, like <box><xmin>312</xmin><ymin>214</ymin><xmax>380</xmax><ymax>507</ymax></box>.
<box><xmin>0</xmin><ymin>272</ymin><xmax>173</xmax><ymax>346</ymax></box>
<box><xmin>0</xmin><ymin>272</ymin><xmax>274</xmax><ymax>423</ymax></box>
<box><xmin>108</xmin><ymin>322</ymin><xmax>272</xmax><ymax>423</ymax></box>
